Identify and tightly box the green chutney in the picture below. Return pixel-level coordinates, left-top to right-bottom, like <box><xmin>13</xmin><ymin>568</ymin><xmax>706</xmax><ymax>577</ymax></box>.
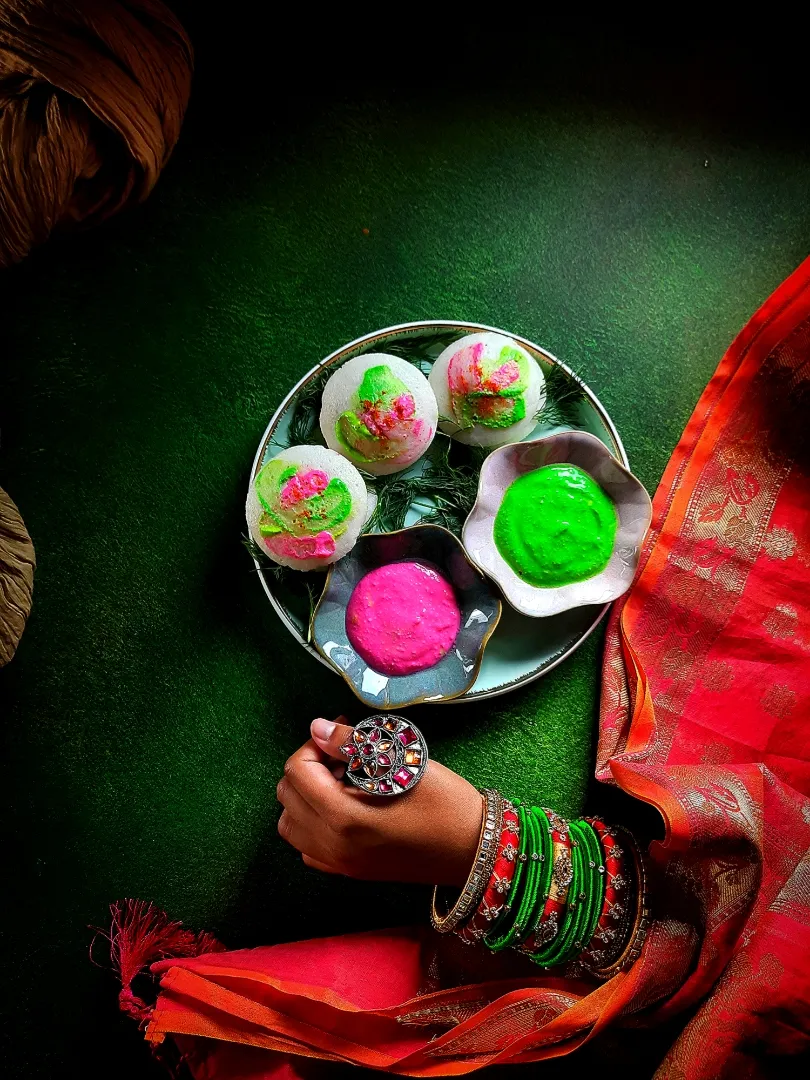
<box><xmin>493</xmin><ymin>464</ymin><xmax>617</xmax><ymax>588</ymax></box>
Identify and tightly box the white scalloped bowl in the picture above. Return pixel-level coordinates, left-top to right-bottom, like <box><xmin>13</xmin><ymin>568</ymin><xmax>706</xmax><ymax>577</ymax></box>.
<box><xmin>462</xmin><ymin>431</ymin><xmax>653</xmax><ymax>618</ymax></box>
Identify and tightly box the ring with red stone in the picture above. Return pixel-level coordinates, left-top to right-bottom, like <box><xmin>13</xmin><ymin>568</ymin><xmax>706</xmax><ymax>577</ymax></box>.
<box><xmin>338</xmin><ymin>715</ymin><xmax>429</xmax><ymax>796</ymax></box>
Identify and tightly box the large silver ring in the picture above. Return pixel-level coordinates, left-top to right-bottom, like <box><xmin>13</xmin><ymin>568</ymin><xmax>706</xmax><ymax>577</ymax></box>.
<box><xmin>339</xmin><ymin>715</ymin><xmax>429</xmax><ymax>796</ymax></box>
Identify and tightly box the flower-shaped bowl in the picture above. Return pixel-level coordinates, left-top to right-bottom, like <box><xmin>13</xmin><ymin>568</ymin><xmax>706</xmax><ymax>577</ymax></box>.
<box><xmin>311</xmin><ymin>524</ymin><xmax>502</xmax><ymax>709</ymax></box>
<box><xmin>462</xmin><ymin>431</ymin><xmax>652</xmax><ymax>618</ymax></box>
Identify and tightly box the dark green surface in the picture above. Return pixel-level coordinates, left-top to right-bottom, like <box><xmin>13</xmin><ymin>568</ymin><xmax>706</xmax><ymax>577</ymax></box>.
<box><xmin>2</xmin><ymin>25</ymin><xmax>810</xmax><ymax>1079</ymax></box>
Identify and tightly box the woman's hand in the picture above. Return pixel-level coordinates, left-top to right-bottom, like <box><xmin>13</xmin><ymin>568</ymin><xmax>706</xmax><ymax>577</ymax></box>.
<box><xmin>277</xmin><ymin>717</ymin><xmax>483</xmax><ymax>887</ymax></box>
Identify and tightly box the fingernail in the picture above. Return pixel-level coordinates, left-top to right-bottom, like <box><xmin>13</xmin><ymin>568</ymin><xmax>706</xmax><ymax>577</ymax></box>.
<box><xmin>311</xmin><ymin>717</ymin><xmax>335</xmax><ymax>742</ymax></box>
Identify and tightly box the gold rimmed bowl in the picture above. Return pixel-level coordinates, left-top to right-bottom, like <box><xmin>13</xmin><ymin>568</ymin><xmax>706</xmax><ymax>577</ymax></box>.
<box><xmin>311</xmin><ymin>524</ymin><xmax>502</xmax><ymax>709</ymax></box>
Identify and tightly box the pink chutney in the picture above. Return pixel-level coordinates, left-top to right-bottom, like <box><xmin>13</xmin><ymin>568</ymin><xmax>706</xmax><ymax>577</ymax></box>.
<box><xmin>346</xmin><ymin>561</ymin><xmax>461</xmax><ymax>676</ymax></box>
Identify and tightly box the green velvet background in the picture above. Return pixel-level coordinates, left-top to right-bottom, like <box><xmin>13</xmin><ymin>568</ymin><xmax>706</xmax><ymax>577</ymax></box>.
<box><xmin>2</xmin><ymin>23</ymin><xmax>809</xmax><ymax>1079</ymax></box>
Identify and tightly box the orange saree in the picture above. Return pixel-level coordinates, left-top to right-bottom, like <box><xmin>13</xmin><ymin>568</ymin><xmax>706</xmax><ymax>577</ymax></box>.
<box><xmin>142</xmin><ymin>259</ymin><xmax>810</xmax><ymax>1078</ymax></box>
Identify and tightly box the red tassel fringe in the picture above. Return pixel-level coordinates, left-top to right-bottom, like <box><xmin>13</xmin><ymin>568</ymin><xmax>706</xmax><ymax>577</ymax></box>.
<box><xmin>92</xmin><ymin>899</ymin><xmax>225</xmax><ymax>1027</ymax></box>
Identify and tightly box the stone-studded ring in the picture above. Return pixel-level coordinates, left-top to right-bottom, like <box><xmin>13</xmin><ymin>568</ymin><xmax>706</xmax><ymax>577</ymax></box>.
<box><xmin>339</xmin><ymin>715</ymin><xmax>428</xmax><ymax>796</ymax></box>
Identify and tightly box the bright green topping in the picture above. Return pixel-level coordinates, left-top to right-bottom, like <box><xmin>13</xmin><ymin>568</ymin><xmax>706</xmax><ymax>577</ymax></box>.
<box><xmin>335</xmin><ymin>411</ymin><xmax>375</xmax><ymax>461</ymax></box>
<box><xmin>357</xmin><ymin>363</ymin><xmax>408</xmax><ymax>402</ymax></box>
<box><xmin>481</xmin><ymin>347</ymin><xmax>528</xmax><ymax>397</ymax></box>
<box><xmin>255</xmin><ymin>458</ymin><xmax>291</xmax><ymax>513</ymax></box>
<box><xmin>258</xmin><ymin>516</ymin><xmax>283</xmax><ymax>536</ymax></box>
<box><xmin>336</xmin><ymin>363</ymin><xmax>414</xmax><ymax>461</ymax></box>
<box><xmin>493</xmin><ymin>464</ymin><xmax>617</xmax><ymax>587</ymax></box>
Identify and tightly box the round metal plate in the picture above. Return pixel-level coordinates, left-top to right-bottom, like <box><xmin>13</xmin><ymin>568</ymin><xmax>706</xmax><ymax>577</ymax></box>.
<box><xmin>249</xmin><ymin>320</ymin><xmax>628</xmax><ymax>703</ymax></box>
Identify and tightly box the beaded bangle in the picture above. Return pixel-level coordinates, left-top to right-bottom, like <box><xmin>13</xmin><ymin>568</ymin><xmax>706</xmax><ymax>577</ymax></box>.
<box><xmin>484</xmin><ymin>803</ymin><xmax>530</xmax><ymax>950</ymax></box>
<box><xmin>455</xmin><ymin>801</ymin><xmax>520</xmax><ymax>944</ymax></box>
<box><xmin>522</xmin><ymin>809</ymin><xmax>572</xmax><ymax>955</ymax></box>
<box><xmin>431</xmin><ymin>789</ymin><xmax>503</xmax><ymax>934</ymax></box>
<box><xmin>589</xmin><ymin>826</ymin><xmax>649</xmax><ymax>979</ymax></box>
<box><xmin>579</xmin><ymin>819</ymin><xmax>628</xmax><ymax>971</ymax></box>
<box><xmin>507</xmin><ymin>805</ymin><xmax>545</xmax><ymax>947</ymax></box>
<box><xmin>516</xmin><ymin>807</ymin><xmax>553</xmax><ymax>946</ymax></box>
<box><xmin>576</xmin><ymin>819</ymin><xmax>606</xmax><ymax>953</ymax></box>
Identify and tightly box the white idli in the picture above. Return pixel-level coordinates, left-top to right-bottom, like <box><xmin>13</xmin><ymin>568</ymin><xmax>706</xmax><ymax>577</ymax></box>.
<box><xmin>429</xmin><ymin>332</ymin><xmax>546</xmax><ymax>446</ymax></box>
<box><xmin>246</xmin><ymin>445</ymin><xmax>368</xmax><ymax>571</ymax></box>
<box><xmin>320</xmin><ymin>353</ymin><xmax>438</xmax><ymax>475</ymax></box>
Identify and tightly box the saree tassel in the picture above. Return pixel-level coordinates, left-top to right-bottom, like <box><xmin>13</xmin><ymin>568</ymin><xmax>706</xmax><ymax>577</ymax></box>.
<box><xmin>94</xmin><ymin>899</ymin><xmax>224</xmax><ymax>1026</ymax></box>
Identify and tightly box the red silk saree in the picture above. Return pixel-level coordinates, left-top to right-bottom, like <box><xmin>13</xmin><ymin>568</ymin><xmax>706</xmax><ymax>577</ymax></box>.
<box><xmin>143</xmin><ymin>259</ymin><xmax>810</xmax><ymax>1078</ymax></box>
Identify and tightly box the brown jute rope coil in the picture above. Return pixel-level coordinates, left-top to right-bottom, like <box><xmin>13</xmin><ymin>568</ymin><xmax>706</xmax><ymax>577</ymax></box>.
<box><xmin>0</xmin><ymin>0</ymin><xmax>193</xmax><ymax>268</ymax></box>
<box><xmin>0</xmin><ymin>488</ymin><xmax>35</xmax><ymax>665</ymax></box>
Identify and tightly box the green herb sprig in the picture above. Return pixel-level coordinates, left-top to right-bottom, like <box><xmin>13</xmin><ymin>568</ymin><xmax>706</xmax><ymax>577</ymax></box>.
<box><xmin>533</xmin><ymin>364</ymin><xmax>588</xmax><ymax>429</ymax></box>
<box><xmin>371</xmin><ymin>330</ymin><xmax>460</xmax><ymax>374</ymax></box>
<box><xmin>241</xmin><ymin>534</ymin><xmax>267</xmax><ymax>565</ymax></box>
<box><xmin>365</xmin><ymin>439</ymin><xmax>487</xmax><ymax>535</ymax></box>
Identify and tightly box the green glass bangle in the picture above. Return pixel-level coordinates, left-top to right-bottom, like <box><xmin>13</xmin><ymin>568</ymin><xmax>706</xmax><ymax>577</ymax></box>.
<box><xmin>566</xmin><ymin>821</ymin><xmax>597</xmax><ymax>959</ymax></box>
<box><xmin>531</xmin><ymin>820</ymin><xmax>587</xmax><ymax>967</ymax></box>
<box><xmin>488</xmin><ymin>803</ymin><xmax>537</xmax><ymax>951</ymax></box>
<box><xmin>554</xmin><ymin>824</ymin><xmax>588</xmax><ymax>964</ymax></box>
<box><xmin>521</xmin><ymin>807</ymin><xmax>553</xmax><ymax>943</ymax></box>
<box><xmin>510</xmin><ymin>805</ymin><xmax>543</xmax><ymax>947</ymax></box>
<box><xmin>485</xmin><ymin>803</ymin><xmax>529</xmax><ymax>950</ymax></box>
<box><xmin>524</xmin><ymin>808</ymin><xmax>570</xmax><ymax>959</ymax></box>
<box><xmin>565</xmin><ymin>821</ymin><xmax>595</xmax><ymax>959</ymax></box>
<box><xmin>578</xmin><ymin>820</ymin><xmax>606</xmax><ymax>952</ymax></box>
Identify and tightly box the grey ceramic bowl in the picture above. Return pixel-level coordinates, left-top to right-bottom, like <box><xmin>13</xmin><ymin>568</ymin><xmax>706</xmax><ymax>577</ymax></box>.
<box><xmin>462</xmin><ymin>431</ymin><xmax>652</xmax><ymax>618</ymax></box>
<box><xmin>311</xmin><ymin>525</ymin><xmax>502</xmax><ymax>709</ymax></box>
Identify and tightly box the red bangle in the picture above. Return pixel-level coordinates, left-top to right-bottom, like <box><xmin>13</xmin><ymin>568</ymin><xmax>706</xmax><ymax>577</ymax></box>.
<box><xmin>455</xmin><ymin>801</ymin><xmax>519</xmax><ymax>944</ymax></box>
<box><xmin>579</xmin><ymin>818</ymin><xmax>631</xmax><ymax>970</ymax></box>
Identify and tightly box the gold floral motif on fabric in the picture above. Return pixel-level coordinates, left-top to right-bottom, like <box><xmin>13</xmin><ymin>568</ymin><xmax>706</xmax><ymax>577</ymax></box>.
<box><xmin>425</xmin><ymin>993</ymin><xmax>578</xmax><ymax>1056</ymax></box>
<box><xmin>699</xmin><ymin>742</ymin><xmax>732</xmax><ymax>765</ymax></box>
<box><xmin>769</xmin><ymin>849</ymin><xmax>810</xmax><ymax>921</ymax></box>
<box><xmin>760</xmin><ymin>683</ymin><xmax>797</xmax><ymax>720</ymax></box>
<box><xmin>762</xmin><ymin>526</ymin><xmax>797</xmax><ymax>561</ymax></box>
<box><xmin>762</xmin><ymin>603</ymin><xmax>798</xmax><ymax>640</ymax></box>
<box><xmin>700</xmin><ymin>659</ymin><xmax>735</xmax><ymax>692</ymax></box>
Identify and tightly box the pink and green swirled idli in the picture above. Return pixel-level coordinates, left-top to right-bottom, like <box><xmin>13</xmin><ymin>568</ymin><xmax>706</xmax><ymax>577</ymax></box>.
<box><xmin>320</xmin><ymin>353</ymin><xmax>438</xmax><ymax>475</ymax></box>
<box><xmin>429</xmin><ymin>332</ymin><xmax>545</xmax><ymax>447</ymax></box>
<box><xmin>246</xmin><ymin>446</ymin><xmax>367</xmax><ymax>570</ymax></box>
<box><xmin>446</xmin><ymin>340</ymin><xmax>530</xmax><ymax>429</ymax></box>
<box><xmin>336</xmin><ymin>364</ymin><xmax>419</xmax><ymax>462</ymax></box>
<box><xmin>257</xmin><ymin>460</ymin><xmax>351</xmax><ymax>561</ymax></box>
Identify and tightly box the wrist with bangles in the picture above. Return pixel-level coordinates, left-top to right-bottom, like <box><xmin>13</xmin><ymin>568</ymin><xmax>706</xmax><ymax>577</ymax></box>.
<box><xmin>336</xmin><ymin>718</ymin><xmax>648</xmax><ymax>978</ymax></box>
<box><xmin>430</xmin><ymin>789</ymin><xmax>648</xmax><ymax>977</ymax></box>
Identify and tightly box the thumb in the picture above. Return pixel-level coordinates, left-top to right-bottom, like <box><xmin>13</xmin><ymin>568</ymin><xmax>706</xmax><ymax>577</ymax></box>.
<box><xmin>310</xmin><ymin>716</ymin><xmax>355</xmax><ymax>760</ymax></box>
